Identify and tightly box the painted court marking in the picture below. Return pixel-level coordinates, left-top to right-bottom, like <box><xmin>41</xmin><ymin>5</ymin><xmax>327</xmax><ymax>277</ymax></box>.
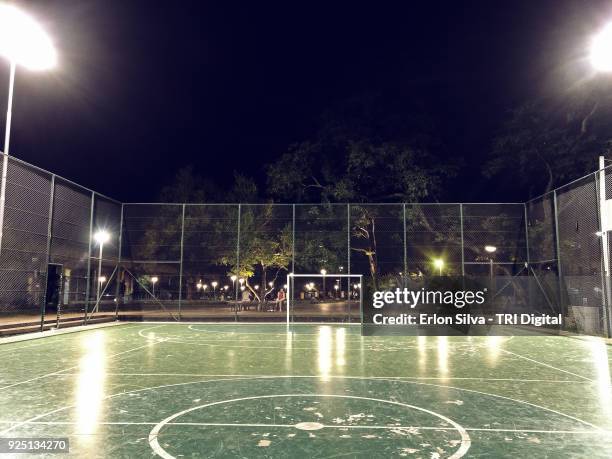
<box><xmin>2</xmin><ymin>374</ymin><xmax>603</xmax><ymax>436</ymax></box>
<box><xmin>52</xmin><ymin>373</ymin><xmax>587</xmax><ymax>383</ymax></box>
<box><xmin>147</xmin><ymin>394</ymin><xmax>472</xmax><ymax>459</ymax></box>
<box><xmin>499</xmin><ymin>349</ymin><xmax>593</xmax><ymax>382</ymax></box>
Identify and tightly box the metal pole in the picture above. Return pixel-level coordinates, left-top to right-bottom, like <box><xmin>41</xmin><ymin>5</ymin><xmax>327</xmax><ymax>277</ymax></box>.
<box><xmin>235</xmin><ymin>204</ymin><xmax>241</xmax><ymax>320</ymax></box>
<box><xmin>524</xmin><ymin>203</ymin><xmax>530</xmax><ymax>266</ymax></box>
<box><xmin>553</xmin><ymin>190</ymin><xmax>565</xmax><ymax>317</ymax></box>
<box><xmin>95</xmin><ymin>242</ymin><xmax>103</xmax><ymax>313</ymax></box>
<box><xmin>596</xmin><ymin>162</ymin><xmax>612</xmax><ymax>337</ymax></box>
<box><xmin>347</xmin><ymin>204</ymin><xmax>350</xmax><ymax>323</ymax></box>
<box><xmin>114</xmin><ymin>203</ymin><xmax>124</xmax><ymax>320</ymax></box>
<box><xmin>292</xmin><ymin>204</ymin><xmax>295</xmax><ymax>274</ymax></box>
<box><xmin>0</xmin><ymin>61</ymin><xmax>16</xmax><ymax>259</ymax></box>
<box><xmin>403</xmin><ymin>203</ymin><xmax>407</xmax><ymax>279</ymax></box>
<box><xmin>178</xmin><ymin>204</ymin><xmax>186</xmax><ymax>320</ymax></box>
<box><xmin>40</xmin><ymin>174</ymin><xmax>55</xmax><ymax>331</ymax></box>
<box><xmin>460</xmin><ymin>204</ymin><xmax>465</xmax><ymax>276</ymax></box>
<box><xmin>83</xmin><ymin>192</ymin><xmax>95</xmax><ymax>324</ymax></box>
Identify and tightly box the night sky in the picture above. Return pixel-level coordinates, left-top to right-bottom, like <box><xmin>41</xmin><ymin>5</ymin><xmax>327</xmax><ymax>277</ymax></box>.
<box><xmin>3</xmin><ymin>0</ymin><xmax>612</xmax><ymax>202</ymax></box>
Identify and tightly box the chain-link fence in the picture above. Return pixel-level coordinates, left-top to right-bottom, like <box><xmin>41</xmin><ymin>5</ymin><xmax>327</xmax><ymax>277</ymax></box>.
<box><xmin>0</xmin><ymin>153</ymin><xmax>611</xmax><ymax>335</ymax></box>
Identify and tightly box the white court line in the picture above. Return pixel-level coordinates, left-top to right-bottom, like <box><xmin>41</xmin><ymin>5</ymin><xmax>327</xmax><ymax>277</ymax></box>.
<box><xmin>0</xmin><ymin>328</ymin><xmax>168</xmax><ymax>392</ymax></box>
<box><xmin>147</xmin><ymin>394</ymin><xmax>472</xmax><ymax>459</ymax></box>
<box><xmin>51</xmin><ymin>373</ymin><xmax>587</xmax><ymax>383</ymax></box>
<box><xmin>499</xmin><ymin>349</ymin><xmax>593</xmax><ymax>382</ymax></box>
<box><xmin>137</xmin><ymin>324</ymin><xmax>167</xmax><ymax>339</ymax></box>
<box><xmin>0</xmin><ymin>420</ymin><xmax>607</xmax><ymax>435</ymax></box>
<box><xmin>3</xmin><ymin>374</ymin><xmax>604</xmax><ymax>437</ymax></box>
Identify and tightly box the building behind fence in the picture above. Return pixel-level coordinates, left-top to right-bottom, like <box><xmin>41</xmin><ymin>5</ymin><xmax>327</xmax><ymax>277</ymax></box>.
<box><xmin>0</xmin><ymin>152</ymin><xmax>610</xmax><ymax>336</ymax></box>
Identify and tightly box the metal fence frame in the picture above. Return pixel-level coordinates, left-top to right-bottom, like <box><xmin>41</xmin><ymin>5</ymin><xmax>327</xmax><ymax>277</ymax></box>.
<box><xmin>1</xmin><ymin>152</ymin><xmax>611</xmax><ymax>336</ymax></box>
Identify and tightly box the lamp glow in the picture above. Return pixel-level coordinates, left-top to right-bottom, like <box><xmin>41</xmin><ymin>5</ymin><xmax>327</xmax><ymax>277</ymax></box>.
<box><xmin>0</xmin><ymin>4</ymin><xmax>56</xmax><ymax>70</ymax></box>
<box><xmin>433</xmin><ymin>258</ymin><xmax>444</xmax><ymax>275</ymax></box>
<box><xmin>484</xmin><ymin>245</ymin><xmax>497</xmax><ymax>253</ymax></box>
<box><xmin>591</xmin><ymin>23</ymin><xmax>612</xmax><ymax>72</ymax></box>
<box><xmin>93</xmin><ymin>230</ymin><xmax>110</xmax><ymax>245</ymax></box>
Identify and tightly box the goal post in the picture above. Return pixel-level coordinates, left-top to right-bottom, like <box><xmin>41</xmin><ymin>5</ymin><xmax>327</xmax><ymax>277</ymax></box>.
<box><xmin>286</xmin><ymin>273</ymin><xmax>363</xmax><ymax>324</ymax></box>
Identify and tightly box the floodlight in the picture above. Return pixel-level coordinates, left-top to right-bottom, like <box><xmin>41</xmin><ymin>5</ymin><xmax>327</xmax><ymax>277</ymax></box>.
<box><xmin>151</xmin><ymin>276</ymin><xmax>159</xmax><ymax>284</ymax></box>
<box><xmin>93</xmin><ymin>230</ymin><xmax>110</xmax><ymax>245</ymax></box>
<box><xmin>591</xmin><ymin>23</ymin><xmax>612</xmax><ymax>72</ymax></box>
<box><xmin>484</xmin><ymin>245</ymin><xmax>497</xmax><ymax>253</ymax></box>
<box><xmin>320</xmin><ymin>269</ymin><xmax>327</xmax><ymax>275</ymax></box>
<box><xmin>98</xmin><ymin>276</ymin><xmax>106</xmax><ymax>283</ymax></box>
<box><xmin>0</xmin><ymin>4</ymin><xmax>56</xmax><ymax>70</ymax></box>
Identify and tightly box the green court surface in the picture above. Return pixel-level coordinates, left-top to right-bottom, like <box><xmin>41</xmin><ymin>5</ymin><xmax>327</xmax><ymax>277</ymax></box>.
<box><xmin>1</xmin><ymin>323</ymin><xmax>611</xmax><ymax>458</ymax></box>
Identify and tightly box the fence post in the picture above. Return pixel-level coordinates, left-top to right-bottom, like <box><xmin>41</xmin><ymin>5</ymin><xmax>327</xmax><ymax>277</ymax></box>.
<box><xmin>236</xmin><ymin>204</ymin><xmax>241</xmax><ymax>321</ymax></box>
<box><xmin>178</xmin><ymin>204</ymin><xmax>186</xmax><ymax>321</ymax></box>
<box><xmin>84</xmin><ymin>191</ymin><xmax>95</xmax><ymax>325</ymax></box>
<box><xmin>292</xmin><ymin>204</ymin><xmax>295</xmax><ymax>274</ymax></box>
<box><xmin>347</xmin><ymin>204</ymin><xmax>351</xmax><ymax>323</ymax></box>
<box><xmin>403</xmin><ymin>203</ymin><xmax>407</xmax><ymax>279</ymax></box>
<box><xmin>595</xmin><ymin>171</ymin><xmax>612</xmax><ymax>337</ymax></box>
<box><xmin>524</xmin><ymin>203</ymin><xmax>530</xmax><ymax>266</ymax></box>
<box><xmin>114</xmin><ymin>203</ymin><xmax>124</xmax><ymax>321</ymax></box>
<box><xmin>40</xmin><ymin>174</ymin><xmax>55</xmax><ymax>331</ymax></box>
<box><xmin>460</xmin><ymin>204</ymin><xmax>465</xmax><ymax>276</ymax></box>
<box><xmin>347</xmin><ymin>204</ymin><xmax>350</xmax><ymax>273</ymax></box>
<box><xmin>553</xmin><ymin>190</ymin><xmax>565</xmax><ymax>317</ymax></box>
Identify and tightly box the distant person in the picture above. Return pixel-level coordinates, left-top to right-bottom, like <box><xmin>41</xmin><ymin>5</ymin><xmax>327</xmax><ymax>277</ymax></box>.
<box><xmin>276</xmin><ymin>288</ymin><xmax>286</xmax><ymax>311</ymax></box>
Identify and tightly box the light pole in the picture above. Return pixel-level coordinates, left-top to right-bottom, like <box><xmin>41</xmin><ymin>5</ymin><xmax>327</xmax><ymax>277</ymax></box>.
<box><xmin>320</xmin><ymin>268</ymin><xmax>327</xmax><ymax>298</ymax></box>
<box><xmin>93</xmin><ymin>230</ymin><xmax>110</xmax><ymax>307</ymax></box>
<box><xmin>484</xmin><ymin>245</ymin><xmax>497</xmax><ymax>280</ymax></box>
<box><xmin>151</xmin><ymin>276</ymin><xmax>159</xmax><ymax>298</ymax></box>
<box><xmin>0</xmin><ymin>5</ymin><xmax>56</xmax><ymax>258</ymax></box>
<box><xmin>211</xmin><ymin>281</ymin><xmax>218</xmax><ymax>300</ymax></box>
<box><xmin>230</xmin><ymin>275</ymin><xmax>237</xmax><ymax>301</ymax></box>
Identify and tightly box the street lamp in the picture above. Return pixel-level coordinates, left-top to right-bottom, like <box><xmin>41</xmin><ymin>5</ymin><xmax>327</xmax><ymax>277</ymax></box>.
<box><xmin>320</xmin><ymin>268</ymin><xmax>327</xmax><ymax>298</ymax></box>
<box><xmin>211</xmin><ymin>281</ymin><xmax>218</xmax><ymax>299</ymax></box>
<box><xmin>93</xmin><ymin>230</ymin><xmax>110</xmax><ymax>305</ymax></box>
<box><xmin>484</xmin><ymin>245</ymin><xmax>497</xmax><ymax>280</ymax></box>
<box><xmin>0</xmin><ymin>5</ymin><xmax>56</xmax><ymax>258</ymax></box>
<box><xmin>151</xmin><ymin>276</ymin><xmax>159</xmax><ymax>298</ymax></box>
<box><xmin>230</xmin><ymin>275</ymin><xmax>237</xmax><ymax>301</ymax></box>
<box><xmin>433</xmin><ymin>258</ymin><xmax>444</xmax><ymax>276</ymax></box>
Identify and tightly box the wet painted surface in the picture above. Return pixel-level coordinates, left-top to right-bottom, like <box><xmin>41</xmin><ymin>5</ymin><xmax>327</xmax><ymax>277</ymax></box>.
<box><xmin>0</xmin><ymin>323</ymin><xmax>611</xmax><ymax>458</ymax></box>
